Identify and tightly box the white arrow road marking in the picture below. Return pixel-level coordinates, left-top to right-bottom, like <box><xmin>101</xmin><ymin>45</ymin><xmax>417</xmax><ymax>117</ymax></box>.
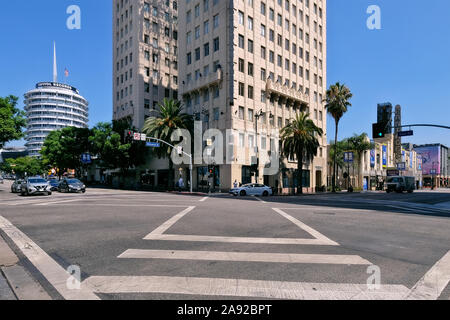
<box><xmin>147</xmin><ymin>206</ymin><xmax>196</xmax><ymax>236</ymax></box>
<box><xmin>118</xmin><ymin>249</ymin><xmax>372</xmax><ymax>265</ymax></box>
<box><xmin>199</xmin><ymin>197</ymin><xmax>209</xmax><ymax>202</ymax></box>
<box><xmin>272</xmin><ymin>208</ymin><xmax>338</xmax><ymax>246</ymax></box>
<box><xmin>82</xmin><ymin>276</ymin><xmax>410</xmax><ymax>300</ymax></box>
<box><xmin>144</xmin><ymin>207</ymin><xmax>339</xmax><ymax>246</ymax></box>
<box><xmin>0</xmin><ymin>215</ymin><xmax>99</xmax><ymax>300</ymax></box>
<box><xmin>405</xmin><ymin>250</ymin><xmax>450</xmax><ymax>300</ymax></box>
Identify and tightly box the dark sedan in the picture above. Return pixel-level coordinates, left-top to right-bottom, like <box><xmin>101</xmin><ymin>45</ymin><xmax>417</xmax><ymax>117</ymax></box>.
<box><xmin>47</xmin><ymin>178</ymin><xmax>60</xmax><ymax>191</ymax></box>
<box><xmin>58</xmin><ymin>179</ymin><xmax>86</xmax><ymax>193</ymax></box>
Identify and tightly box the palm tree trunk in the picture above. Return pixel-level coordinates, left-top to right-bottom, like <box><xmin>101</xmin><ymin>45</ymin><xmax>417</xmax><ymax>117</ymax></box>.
<box><xmin>297</xmin><ymin>150</ymin><xmax>303</xmax><ymax>195</ymax></box>
<box><xmin>333</xmin><ymin>120</ymin><xmax>339</xmax><ymax>192</ymax></box>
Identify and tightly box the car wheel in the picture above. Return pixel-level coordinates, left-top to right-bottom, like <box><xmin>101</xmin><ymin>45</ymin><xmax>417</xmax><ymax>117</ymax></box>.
<box><xmin>47</xmin><ymin>192</ymin><xmax>52</xmax><ymax>196</ymax></box>
<box><xmin>263</xmin><ymin>191</ymin><xmax>269</xmax><ymax>197</ymax></box>
<box><xmin>240</xmin><ymin>190</ymin><xmax>246</xmax><ymax>196</ymax></box>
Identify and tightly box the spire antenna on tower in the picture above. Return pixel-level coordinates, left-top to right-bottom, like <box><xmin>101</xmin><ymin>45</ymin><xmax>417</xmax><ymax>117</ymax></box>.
<box><xmin>53</xmin><ymin>42</ymin><xmax>58</xmax><ymax>83</ymax></box>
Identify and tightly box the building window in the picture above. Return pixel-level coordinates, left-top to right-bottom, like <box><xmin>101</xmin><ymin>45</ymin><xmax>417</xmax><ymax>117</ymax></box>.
<box><xmin>238</xmin><ymin>58</ymin><xmax>244</xmax><ymax>73</ymax></box>
<box><xmin>238</xmin><ymin>34</ymin><xmax>244</xmax><ymax>49</ymax></box>
<box><xmin>239</xmin><ymin>82</ymin><xmax>245</xmax><ymax>96</ymax></box>
<box><xmin>213</xmin><ymin>38</ymin><xmax>220</xmax><ymax>51</ymax></box>
<box><xmin>248</xmin><ymin>39</ymin><xmax>254</xmax><ymax>53</ymax></box>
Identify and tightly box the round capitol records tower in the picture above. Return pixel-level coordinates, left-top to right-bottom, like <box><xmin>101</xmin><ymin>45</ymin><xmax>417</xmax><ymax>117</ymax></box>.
<box><xmin>24</xmin><ymin>83</ymin><xmax>89</xmax><ymax>157</ymax></box>
<box><xmin>24</xmin><ymin>43</ymin><xmax>89</xmax><ymax>157</ymax></box>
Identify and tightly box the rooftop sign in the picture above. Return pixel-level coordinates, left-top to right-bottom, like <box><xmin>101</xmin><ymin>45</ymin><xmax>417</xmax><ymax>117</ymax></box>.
<box><xmin>36</xmin><ymin>82</ymin><xmax>79</xmax><ymax>94</ymax></box>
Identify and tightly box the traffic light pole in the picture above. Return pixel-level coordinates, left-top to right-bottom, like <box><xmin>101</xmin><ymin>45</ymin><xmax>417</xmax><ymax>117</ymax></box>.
<box><xmin>145</xmin><ymin>137</ymin><xmax>193</xmax><ymax>194</ymax></box>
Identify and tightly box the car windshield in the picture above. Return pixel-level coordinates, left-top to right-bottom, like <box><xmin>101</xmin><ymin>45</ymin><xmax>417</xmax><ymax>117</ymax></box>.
<box><xmin>387</xmin><ymin>177</ymin><xmax>402</xmax><ymax>183</ymax></box>
<box><xmin>242</xmin><ymin>184</ymin><xmax>253</xmax><ymax>188</ymax></box>
<box><xmin>67</xmin><ymin>179</ymin><xmax>81</xmax><ymax>184</ymax></box>
<box><xmin>29</xmin><ymin>179</ymin><xmax>47</xmax><ymax>184</ymax></box>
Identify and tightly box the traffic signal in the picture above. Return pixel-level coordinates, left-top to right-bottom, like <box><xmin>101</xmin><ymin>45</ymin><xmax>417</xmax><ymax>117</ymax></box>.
<box><xmin>372</xmin><ymin>123</ymin><xmax>385</xmax><ymax>139</ymax></box>
<box><xmin>124</xmin><ymin>130</ymin><xmax>134</xmax><ymax>143</ymax></box>
<box><xmin>373</xmin><ymin>103</ymin><xmax>393</xmax><ymax>139</ymax></box>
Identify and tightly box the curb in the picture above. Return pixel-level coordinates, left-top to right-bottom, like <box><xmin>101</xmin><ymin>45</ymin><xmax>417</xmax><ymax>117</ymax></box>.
<box><xmin>0</xmin><ymin>234</ymin><xmax>52</xmax><ymax>300</ymax></box>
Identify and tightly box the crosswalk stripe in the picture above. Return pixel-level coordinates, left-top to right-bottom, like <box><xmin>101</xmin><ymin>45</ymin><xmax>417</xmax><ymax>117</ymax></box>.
<box><xmin>82</xmin><ymin>276</ymin><xmax>410</xmax><ymax>300</ymax></box>
<box><xmin>405</xmin><ymin>250</ymin><xmax>450</xmax><ymax>300</ymax></box>
<box><xmin>144</xmin><ymin>234</ymin><xmax>336</xmax><ymax>245</ymax></box>
<box><xmin>118</xmin><ymin>249</ymin><xmax>372</xmax><ymax>265</ymax></box>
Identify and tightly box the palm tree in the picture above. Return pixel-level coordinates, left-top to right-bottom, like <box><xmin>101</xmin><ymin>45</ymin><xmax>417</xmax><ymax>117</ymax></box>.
<box><xmin>348</xmin><ymin>133</ymin><xmax>374</xmax><ymax>189</ymax></box>
<box><xmin>280</xmin><ymin>112</ymin><xmax>323</xmax><ymax>194</ymax></box>
<box><xmin>324</xmin><ymin>82</ymin><xmax>353</xmax><ymax>192</ymax></box>
<box><xmin>142</xmin><ymin>98</ymin><xmax>193</xmax><ymax>189</ymax></box>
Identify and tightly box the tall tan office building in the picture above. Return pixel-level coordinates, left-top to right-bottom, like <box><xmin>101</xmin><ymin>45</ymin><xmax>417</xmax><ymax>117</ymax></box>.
<box><xmin>180</xmin><ymin>0</ymin><xmax>328</xmax><ymax>192</ymax></box>
<box><xmin>113</xmin><ymin>0</ymin><xmax>179</xmax><ymax>129</ymax></box>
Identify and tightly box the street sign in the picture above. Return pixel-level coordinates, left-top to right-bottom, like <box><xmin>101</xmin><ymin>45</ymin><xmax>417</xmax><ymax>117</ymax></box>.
<box><xmin>396</xmin><ymin>162</ymin><xmax>406</xmax><ymax>171</ymax></box>
<box><xmin>398</xmin><ymin>130</ymin><xmax>414</xmax><ymax>137</ymax></box>
<box><xmin>344</xmin><ymin>152</ymin><xmax>354</xmax><ymax>163</ymax></box>
<box><xmin>140</xmin><ymin>133</ymin><xmax>147</xmax><ymax>141</ymax></box>
<box><xmin>133</xmin><ymin>133</ymin><xmax>141</xmax><ymax>141</ymax></box>
<box><xmin>146</xmin><ymin>142</ymin><xmax>160</xmax><ymax>148</ymax></box>
<box><xmin>81</xmin><ymin>153</ymin><xmax>92</xmax><ymax>164</ymax></box>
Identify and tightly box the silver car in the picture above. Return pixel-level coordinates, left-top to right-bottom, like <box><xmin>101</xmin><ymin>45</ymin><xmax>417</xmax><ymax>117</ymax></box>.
<box><xmin>21</xmin><ymin>177</ymin><xmax>52</xmax><ymax>196</ymax></box>
<box><xmin>11</xmin><ymin>179</ymin><xmax>23</xmax><ymax>193</ymax></box>
<box><xmin>229</xmin><ymin>184</ymin><xmax>273</xmax><ymax>197</ymax></box>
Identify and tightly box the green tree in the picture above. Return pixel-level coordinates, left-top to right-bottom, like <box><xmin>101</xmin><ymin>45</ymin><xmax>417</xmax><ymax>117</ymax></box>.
<box><xmin>324</xmin><ymin>82</ymin><xmax>353</xmax><ymax>192</ymax></box>
<box><xmin>142</xmin><ymin>99</ymin><xmax>193</xmax><ymax>189</ymax></box>
<box><xmin>0</xmin><ymin>157</ymin><xmax>44</xmax><ymax>178</ymax></box>
<box><xmin>89</xmin><ymin>119</ymin><xmax>148</xmax><ymax>177</ymax></box>
<box><xmin>0</xmin><ymin>95</ymin><xmax>26</xmax><ymax>148</ymax></box>
<box><xmin>280</xmin><ymin>112</ymin><xmax>323</xmax><ymax>195</ymax></box>
<box><xmin>348</xmin><ymin>133</ymin><xmax>374</xmax><ymax>188</ymax></box>
<box><xmin>41</xmin><ymin>127</ymin><xmax>91</xmax><ymax>177</ymax></box>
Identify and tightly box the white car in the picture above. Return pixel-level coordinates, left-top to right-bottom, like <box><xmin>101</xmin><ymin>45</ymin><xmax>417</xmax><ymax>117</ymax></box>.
<box><xmin>229</xmin><ymin>184</ymin><xmax>273</xmax><ymax>197</ymax></box>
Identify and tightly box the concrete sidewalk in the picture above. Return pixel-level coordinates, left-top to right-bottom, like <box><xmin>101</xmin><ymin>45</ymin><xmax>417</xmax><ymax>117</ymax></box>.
<box><xmin>0</xmin><ymin>233</ymin><xmax>51</xmax><ymax>300</ymax></box>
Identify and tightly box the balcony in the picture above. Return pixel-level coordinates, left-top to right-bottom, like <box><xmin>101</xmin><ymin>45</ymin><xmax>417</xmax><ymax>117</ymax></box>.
<box><xmin>265</xmin><ymin>79</ymin><xmax>309</xmax><ymax>108</ymax></box>
<box><xmin>181</xmin><ymin>70</ymin><xmax>223</xmax><ymax>96</ymax></box>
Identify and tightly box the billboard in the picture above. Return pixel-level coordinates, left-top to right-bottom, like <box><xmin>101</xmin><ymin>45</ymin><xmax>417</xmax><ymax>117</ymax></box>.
<box><xmin>415</xmin><ymin>146</ymin><xmax>440</xmax><ymax>175</ymax></box>
<box><xmin>410</xmin><ymin>151</ymin><xmax>413</xmax><ymax>169</ymax></box>
<box><xmin>382</xmin><ymin>145</ymin><xmax>387</xmax><ymax>168</ymax></box>
<box><xmin>370</xmin><ymin>149</ymin><xmax>375</xmax><ymax>168</ymax></box>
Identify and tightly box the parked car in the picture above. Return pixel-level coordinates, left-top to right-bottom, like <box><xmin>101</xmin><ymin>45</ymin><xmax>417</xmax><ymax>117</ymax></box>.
<box><xmin>229</xmin><ymin>184</ymin><xmax>273</xmax><ymax>197</ymax></box>
<box><xmin>21</xmin><ymin>177</ymin><xmax>52</xmax><ymax>196</ymax></box>
<box><xmin>386</xmin><ymin>176</ymin><xmax>415</xmax><ymax>193</ymax></box>
<box><xmin>58</xmin><ymin>178</ymin><xmax>86</xmax><ymax>193</ymax></box>
<box><xmin>47</xmin><ymin>178</ymin><xmax>60</xmax><ymax>191</ymax></box>
<box><xmin>11</xmin><ymin>179</ymin><xmax>24</xmax><ymax>193</ymax></box>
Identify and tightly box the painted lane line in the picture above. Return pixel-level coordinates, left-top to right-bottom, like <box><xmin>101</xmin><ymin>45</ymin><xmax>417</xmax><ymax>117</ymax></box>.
<box><xmin>144</xmin><ymin>234</ymin><xmax>334</xmax><ymax>245</ymax></box>
<box><xmin>405</xmin><ymin>250</ymin><xmax>450</xmax><ymax>300</ymax></box>
<box><xmin>82</xmin><ymin>276</ymin><xmax>410</xmax><ymax>300</ymax></box>
<box><xmin>387</xmin><ymin>205</ymin><xmax>435</xmax><ymax>214</ymax></box>
<box><xmin>272</xmin><ymin>208</ymin><xmax>338</xmax><ymax>246</ymax></box>
<box><xmin>34</xmin><ymin>199</ymin><xmax>88</xmax><ymax>206</ymax></box>
<box><xmin>254</xmin><ymin>196</ymin><xmax>267</xmax><ymax>204</ymax></box>
<box><xmin>0</xmin><ymin>215</ymin><xmax>99</xmax><ymax>300</ymax></box>
<box><xmin>199</xmin><ymin>197</ymin><xmax>209</xmax><ymax>202</ymax></box>
<box><xmin>56</xmin><ymin>204</ymin><xmax>188</xmax><ymax>208</ymax></box>
<box><xmin>118</xmin><ymin>249</ymin><xmax>372</xmax><ymax>265</ymax></box>
<box><xmin>146</xmin><ymin>206</ymin><xmax>196</xmax><ymax>236</ymax></box>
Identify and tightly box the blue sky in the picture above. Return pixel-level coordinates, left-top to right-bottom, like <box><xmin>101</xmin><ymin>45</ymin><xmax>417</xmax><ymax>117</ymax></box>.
<box><xmin>1</xmin><ymin>0</ymin><xmax>449</xmax><ymax>147</ymax></box>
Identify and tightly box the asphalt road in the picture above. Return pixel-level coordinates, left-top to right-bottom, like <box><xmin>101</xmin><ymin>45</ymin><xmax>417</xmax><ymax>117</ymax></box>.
<box><xmin>0</xmin><ymin>180</ymin><xmax>449</xmax><ymax>300</ymax></box>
